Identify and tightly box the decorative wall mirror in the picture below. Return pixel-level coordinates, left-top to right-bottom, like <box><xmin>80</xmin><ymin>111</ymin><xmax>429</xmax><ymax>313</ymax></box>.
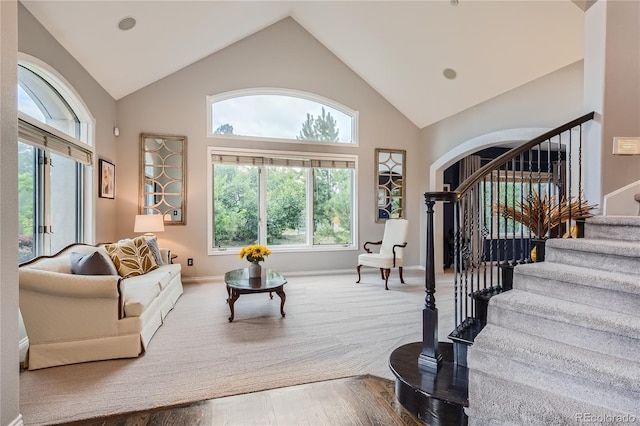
<box><xmin>139</xmin><ymin>133</ymin><xmax>187</xmax><ymax>225</ymax></box>
<box><xmin>375</xmin><ymin>148</ymin><xmax>406</xmax><ymax>223</ymax></box>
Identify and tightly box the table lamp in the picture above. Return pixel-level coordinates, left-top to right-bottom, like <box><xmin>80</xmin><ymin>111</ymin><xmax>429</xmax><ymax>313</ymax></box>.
<box><xmin>134</xmin><ymin>214</ymin><xmax>165</xmax><ymax>238</ymax></box>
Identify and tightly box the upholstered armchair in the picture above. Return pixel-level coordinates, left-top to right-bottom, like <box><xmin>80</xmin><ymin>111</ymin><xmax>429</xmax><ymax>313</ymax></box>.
<box><xmin>356</xmin><ymin>219</ymin><xmax>409</xmax><ymax>290</ymax></box>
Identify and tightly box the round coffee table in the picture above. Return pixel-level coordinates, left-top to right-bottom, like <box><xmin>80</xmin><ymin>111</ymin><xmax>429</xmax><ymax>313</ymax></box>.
<box><xmin>224</xmin><ymin>268</ymin><xmax>287</xmax><ymax>322</ymax></box>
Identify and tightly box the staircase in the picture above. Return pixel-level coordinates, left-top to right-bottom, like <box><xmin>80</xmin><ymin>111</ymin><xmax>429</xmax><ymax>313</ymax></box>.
<box><xmin>466</xmin><ymin>215</ymin><xmax>640</xmax><ymax>425</ymax></box>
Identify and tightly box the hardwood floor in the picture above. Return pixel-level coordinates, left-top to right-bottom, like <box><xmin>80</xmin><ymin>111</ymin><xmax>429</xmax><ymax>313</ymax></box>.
<box><xmin>64</xmin><ymin>375</ymin><xmax>423</xmax><ymax>426</ymax></box>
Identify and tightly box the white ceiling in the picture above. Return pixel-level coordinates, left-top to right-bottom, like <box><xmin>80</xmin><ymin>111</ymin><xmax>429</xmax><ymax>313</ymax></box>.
<box><xmin>21</xmin><ymin>1</ymin><xmax>585</xmax><ymax>128</ymax></box>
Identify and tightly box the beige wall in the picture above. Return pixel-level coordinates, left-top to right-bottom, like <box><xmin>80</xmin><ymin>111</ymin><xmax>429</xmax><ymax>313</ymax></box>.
<box><xmin>18</xmin><ymin>3</ymin><xmax>118</xmax><ymax>243</ymax></box>
<box><xmin>1</xmin><ymin>2</ymin><xmax>20</xmax><ymax>424</ymax></box>
<box><xmin>599</xmin><ymin>0</ymin><xmax>640</xmax><ymax>196</ymax></box>
<box><xmin>421</xmin><ymin>60</ymin><xmax>585</xmax><ymax>165</ymax></box>
<box><xmin>116</xmin><ymin>17</ymin><xmax>422</xmax><ymax>278</ymax></box>
<box><xmin>419</xmin><ymin>60</ymin><xmax>585</xmax><ymax>270</ymax></box>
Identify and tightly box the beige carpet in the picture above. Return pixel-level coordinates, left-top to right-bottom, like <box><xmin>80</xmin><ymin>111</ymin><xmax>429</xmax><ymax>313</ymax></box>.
<box><xmin>19</xmin><ymin>269</ymin><xmax>455</xmax><ymax>425</ymax></box>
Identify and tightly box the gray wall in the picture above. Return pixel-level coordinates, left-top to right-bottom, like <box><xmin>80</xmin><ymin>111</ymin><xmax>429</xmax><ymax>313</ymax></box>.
<box><xmin>116</xmin><ymin>17</ymin><xmax>423</xmax><ymax>278</ymax></box>
<box><xmin>18</xmin><ymin>3</ymin><xmax>118</xmax><ymax>244</ymax></box>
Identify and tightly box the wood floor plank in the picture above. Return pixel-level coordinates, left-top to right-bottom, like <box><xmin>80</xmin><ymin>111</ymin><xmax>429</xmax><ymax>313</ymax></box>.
<box><xmin>72</xmin><ymin>375</ymin><xmax>423</xmax><ymax>426</ymax></box>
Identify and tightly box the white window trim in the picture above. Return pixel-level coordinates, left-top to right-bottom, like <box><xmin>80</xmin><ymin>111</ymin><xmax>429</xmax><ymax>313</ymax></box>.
<box><xmin>207</xmin><ymin>147</ymin><xmax>358</xmax><ymax>256</ymax></box>
<box><xmin>206</xmin><ymin>87</ymin><xmax>359</xmax><ymax>147</ymax></box>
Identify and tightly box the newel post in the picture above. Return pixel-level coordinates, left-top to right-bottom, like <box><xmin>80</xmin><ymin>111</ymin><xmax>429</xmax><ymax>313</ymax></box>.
<box><xmin>418</xmin><ymin>194</ymin><xmax>443</xmax><ymax>369</ymax></box>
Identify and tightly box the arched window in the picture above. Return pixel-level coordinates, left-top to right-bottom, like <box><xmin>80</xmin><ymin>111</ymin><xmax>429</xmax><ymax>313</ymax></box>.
<box><xmin>17</xmin><ymin>58</ymin><xmax>94</xmax><ymax>262</ymax></box>
<box><xmin>207</xmin><ymin>89</ymin><xmax>357</xmax><ymax>145</ymax></box>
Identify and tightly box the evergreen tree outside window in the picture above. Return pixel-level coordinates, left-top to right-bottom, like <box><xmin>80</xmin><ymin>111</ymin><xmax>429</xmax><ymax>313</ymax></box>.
<box><xmin>207</xmin><ymin>89</ymin><xmax>357</xmax><ymax>144</ymax></box>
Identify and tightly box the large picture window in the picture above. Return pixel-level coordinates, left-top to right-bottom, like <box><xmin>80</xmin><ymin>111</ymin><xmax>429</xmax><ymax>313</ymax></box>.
<box><xmin>209</xmin><ymin>149</ymin><xmax>356</xmax><ymax>253</ymax></box>
<box><xmin>17</xmin><ymin>60</ymin><xmax>93</xmax><ymax>263</ymax></box>
<box><xmin>207</xmin><ymin>89</ymin><xmax>357</xmax><ymax>145</ymax></box>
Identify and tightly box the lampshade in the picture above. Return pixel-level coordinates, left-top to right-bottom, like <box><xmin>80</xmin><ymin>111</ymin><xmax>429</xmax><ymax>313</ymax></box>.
<box><xmin>134</xmin><ymin>214</ymin><xmax>165</xmax><ymax>234</ymax></box>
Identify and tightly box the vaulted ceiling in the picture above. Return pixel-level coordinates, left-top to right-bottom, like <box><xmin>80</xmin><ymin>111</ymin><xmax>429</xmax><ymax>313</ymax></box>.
<box><xmin>21</xmin><ymin>1</ymin><xmax>585</xmax><ymax>128</ymax></box>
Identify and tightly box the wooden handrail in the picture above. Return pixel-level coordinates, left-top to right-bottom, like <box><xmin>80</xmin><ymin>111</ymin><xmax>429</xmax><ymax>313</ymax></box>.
<box><xmin>453</xmin><ymin>112</ymin><xmax>595</xmax><ymax>196</ymax></box>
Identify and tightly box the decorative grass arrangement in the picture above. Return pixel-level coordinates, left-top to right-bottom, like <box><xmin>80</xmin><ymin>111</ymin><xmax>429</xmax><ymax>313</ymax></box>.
<box><xmin>494</xmin><ymin>191</ymin><xmax>598</xmax><ymax>239</ymax></box>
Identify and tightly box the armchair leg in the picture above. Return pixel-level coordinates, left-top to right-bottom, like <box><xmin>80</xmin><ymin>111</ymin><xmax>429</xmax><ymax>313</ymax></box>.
<box><xmin>399</xmin><ymin>267</ymin><xmax>405</xmax><ymax>283</ymax></box>
<box><xmin>379</xmin><ymin>268</ymin><xmax>385</xmax><ymax>280</ymax></box>
<box><xmin>356</xmin><ymin>265</ymin><xmax>362</xmax><ymax>283</ymax></box>
<box><xmin>383</xmin><ymin>269</ymin><xmax>390</xmax><ymax>290</ymax></box>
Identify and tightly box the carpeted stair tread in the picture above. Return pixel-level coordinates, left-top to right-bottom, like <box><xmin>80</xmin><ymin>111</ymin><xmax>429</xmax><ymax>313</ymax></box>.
<box><xmin>469</xmin><ymin>324</ymin><xmax>640</xmax><ymax>397</ymax></box>
<box><xmin>515</xmin><ymin>261</ymin><xmax>640</xmax><ymax>296</ymax></box>
<box><xmin>546</xmin><ymin>237</ymin><xmax>640</xmax><ymax>258</ymax></box>
<box><xmin>488</xmin><ymin>289</ymin><xmax>640</xmax><ymax>341</ymax></box>
<box><xmin>545</xmin><ymin>238</ymin><xmax>640</xmax><ymax>276</ymax></box>
<box><xmin>513</xmin><ymin>262</ymin><xmax>640</xmax><ymax>316</ymax></box>
<box><xmin>466</xmin><ymin>369</ymin><xmax>638</xmax><ymax>426</ymax></box>
<box><xmin>585</xmin><ymin>215</ymin><xmax>640</xmax><ymax>241</ymax></box>
<box><xmin>587</xmin><ymin>215</ymin><xmax>640</xmax><ymax>226</ymax></box>
<box><xmin>487</xmin><ymin>289</ymin><xmax>640</xmax><ymax>362</ymax></box>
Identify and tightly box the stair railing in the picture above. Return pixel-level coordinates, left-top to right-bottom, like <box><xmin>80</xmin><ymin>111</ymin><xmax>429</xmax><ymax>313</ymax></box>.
<box><xmin>419</xmin><ymin>112</ymin><xmax>595</xmax><ymax>369</ymax></box>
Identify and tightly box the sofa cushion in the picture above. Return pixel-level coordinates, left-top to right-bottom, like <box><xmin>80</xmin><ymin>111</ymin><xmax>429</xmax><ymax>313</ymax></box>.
<box><xmin>145</xmin><ymin>237</ymin><xmax>165</xmax><ymax>266</ymax></box>
<box><xmin>122</xmin><ymin>280</ymin><xmax>162</xmax><ymax>317</ymax></box>
<box><xmin>70</xmin><ymin>251</ymin><xmax>118</xmax><ymax>275</ymax></box>
<box><xmin>104</xmin><ymin>236</ymin><xmax>158</xmax><ymax>279</ymax></box>
<box><xmin>125</xmin><ymin>267</ymin><xmax>172</xmax><ymax>290</ymax></box>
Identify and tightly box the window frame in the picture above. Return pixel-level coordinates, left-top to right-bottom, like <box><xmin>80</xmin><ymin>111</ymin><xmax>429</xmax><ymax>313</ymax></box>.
<box><xmin>206</xmin><ymin>88</ymin><xmax>359</xmax><ymax>147</ymax></box>
<box><xmin>17</xmin><ymin>54</ymin><xmax>96</xmax><ymax>261</ymax></box>
<box><xmin>207</xmin><ymin>147</ymin><xmax>358</xmax><ymax>255</ymax></box>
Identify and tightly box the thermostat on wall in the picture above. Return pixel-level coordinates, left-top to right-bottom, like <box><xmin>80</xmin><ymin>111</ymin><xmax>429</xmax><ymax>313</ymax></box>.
<box><xmin>613</xmin><ymin>137</ymin><xmax>640</xmax><ymax>155</ymax></box>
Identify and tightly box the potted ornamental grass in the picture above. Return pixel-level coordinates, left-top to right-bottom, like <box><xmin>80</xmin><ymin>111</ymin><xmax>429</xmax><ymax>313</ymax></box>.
<box><xmin>493</xmin><ymin>190</ymin><xmax>597</xmax><ymax>261</ymax></box>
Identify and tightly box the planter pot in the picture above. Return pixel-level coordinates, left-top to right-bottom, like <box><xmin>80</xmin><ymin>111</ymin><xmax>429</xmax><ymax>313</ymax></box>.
<box><xmin>248</xmin><ymin>262</ymin><xmax>262</xmax><ymax>278</ymax></box>
<box><xmin>531</xmin><ymin>238</ymin><xmax>546</xmax><ymax>262</ymax></box>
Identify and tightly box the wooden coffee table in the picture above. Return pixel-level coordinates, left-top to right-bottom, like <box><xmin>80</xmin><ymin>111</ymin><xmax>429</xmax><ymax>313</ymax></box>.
<box><xmin>224</xmin><ymin>268</ymin><xmax>287</xmax><ymax>322</ymax></box>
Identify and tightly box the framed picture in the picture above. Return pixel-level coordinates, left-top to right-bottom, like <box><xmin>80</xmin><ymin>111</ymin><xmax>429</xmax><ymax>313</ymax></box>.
<box><xmin>99</xmin><ymin>159</ymin><xmax>115</xmax><ymax>199</ymax></box>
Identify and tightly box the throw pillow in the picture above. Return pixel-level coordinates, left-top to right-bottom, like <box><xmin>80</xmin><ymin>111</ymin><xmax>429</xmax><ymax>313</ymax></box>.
<box><xmin>104</xmin><ymin>236</ymin><xmax>158</xmax><ymax>278</ymax></box>
<box><xmin>145</xmin><ymin>236</ymin><xmax>165</xmax><ymax>266</ymax></box>
<box><xmin>70</xmin><ymin>251</ymin><xmax>118</xmax><ymax>275</ymax></box>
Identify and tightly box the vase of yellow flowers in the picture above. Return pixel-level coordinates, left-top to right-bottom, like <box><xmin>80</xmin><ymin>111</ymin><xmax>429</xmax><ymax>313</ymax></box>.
<box><xmin>239</xmin><ymin>244</ymin><xmax>272</xmax><ymax>278</ymax></box>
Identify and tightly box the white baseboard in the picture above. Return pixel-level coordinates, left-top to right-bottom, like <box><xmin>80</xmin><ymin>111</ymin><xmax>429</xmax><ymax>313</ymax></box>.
<box><xmin>181</xmin><ymin>265</ymin><xmax>425</xmax><ymax>284</ymax></box>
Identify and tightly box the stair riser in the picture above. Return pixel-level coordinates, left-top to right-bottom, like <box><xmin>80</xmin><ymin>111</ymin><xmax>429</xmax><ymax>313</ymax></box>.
<box><xmin>546</xmin><ymin>247</ymin><xmax>640</xmax><ymax>277</ymax></box>
<box><xmin>467</xmin><ymin>369</ymin><xmax>638</xmax><ymax>426</ymax></box>
<box><xmin>513</xmin><ymin>273</ymin><xmax>640</xmax><ymax>318</ymax></box>
<box><xmin>487</xmin><ymin>306</ymin><xmax>640</xmax><ymax>363</ymax></box>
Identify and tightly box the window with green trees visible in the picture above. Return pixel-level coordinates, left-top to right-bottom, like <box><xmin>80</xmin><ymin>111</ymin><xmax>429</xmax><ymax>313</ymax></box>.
<box><xmin>207</xmin><ymin>89</ymin><xmax>356</xmax><ymax>144</ymax></box>
<box><xmin>480</xmin><ymin>172</ymin><xmax>552</xmax><ymax>238</ymax></box>
<box><xmin>211</xmin><ymin>153</ymin><xmax>355</xmax><ymax>250</ymax></box>
<box><xmin>17</xmin><ymin>62</ymin><xmax>92</xmax><ymax>263</ymax></box>
<box><xmin>208</xmin><ymin>89</ymin><xmax>357</xmax><ymax>252</ymax></box>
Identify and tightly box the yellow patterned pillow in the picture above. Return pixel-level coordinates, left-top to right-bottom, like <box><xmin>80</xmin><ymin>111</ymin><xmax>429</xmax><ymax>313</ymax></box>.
<box><xmin>104</xmin><ymin>236</ymin><xmax>158</xmax><ymax>278</ymax></box>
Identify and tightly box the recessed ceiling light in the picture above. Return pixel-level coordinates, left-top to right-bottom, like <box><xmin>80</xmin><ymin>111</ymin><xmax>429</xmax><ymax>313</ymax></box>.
<box><xmin>443</xmin><ymin>68</ymin><xmax>457</xmax><ymax>80</ymax></box>
<box><xmin>118</xmin><ymin>17</ymin><xmax>136</xmax><ymax>31</ymax></box>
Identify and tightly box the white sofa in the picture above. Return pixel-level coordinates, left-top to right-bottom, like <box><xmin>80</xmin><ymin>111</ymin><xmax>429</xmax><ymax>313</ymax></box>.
<box><xmin>19</xmin><ymin>242</ymin><xmax>183</xmax><ymax>370</ymax></box>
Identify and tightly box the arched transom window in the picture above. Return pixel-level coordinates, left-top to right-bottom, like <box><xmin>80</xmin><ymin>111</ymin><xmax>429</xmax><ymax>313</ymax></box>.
<box><xmin>207</xmin><ymin>89</ymin><xmax>357</xmax><ymax>145</ymax></box>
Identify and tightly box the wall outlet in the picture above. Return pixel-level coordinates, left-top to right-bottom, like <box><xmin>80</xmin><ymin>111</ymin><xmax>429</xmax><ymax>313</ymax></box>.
<box><xmin>187</xmin><ymin>258</ymin><xmax>193</xmax><ymax>266</ymax></box>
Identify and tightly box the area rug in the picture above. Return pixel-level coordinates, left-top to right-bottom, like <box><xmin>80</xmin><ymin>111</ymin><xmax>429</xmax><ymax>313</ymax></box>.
<box><xmin>19</xmin><ymin>270</ymin><xmax>455</xmax><ymax>425</ymax></box>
